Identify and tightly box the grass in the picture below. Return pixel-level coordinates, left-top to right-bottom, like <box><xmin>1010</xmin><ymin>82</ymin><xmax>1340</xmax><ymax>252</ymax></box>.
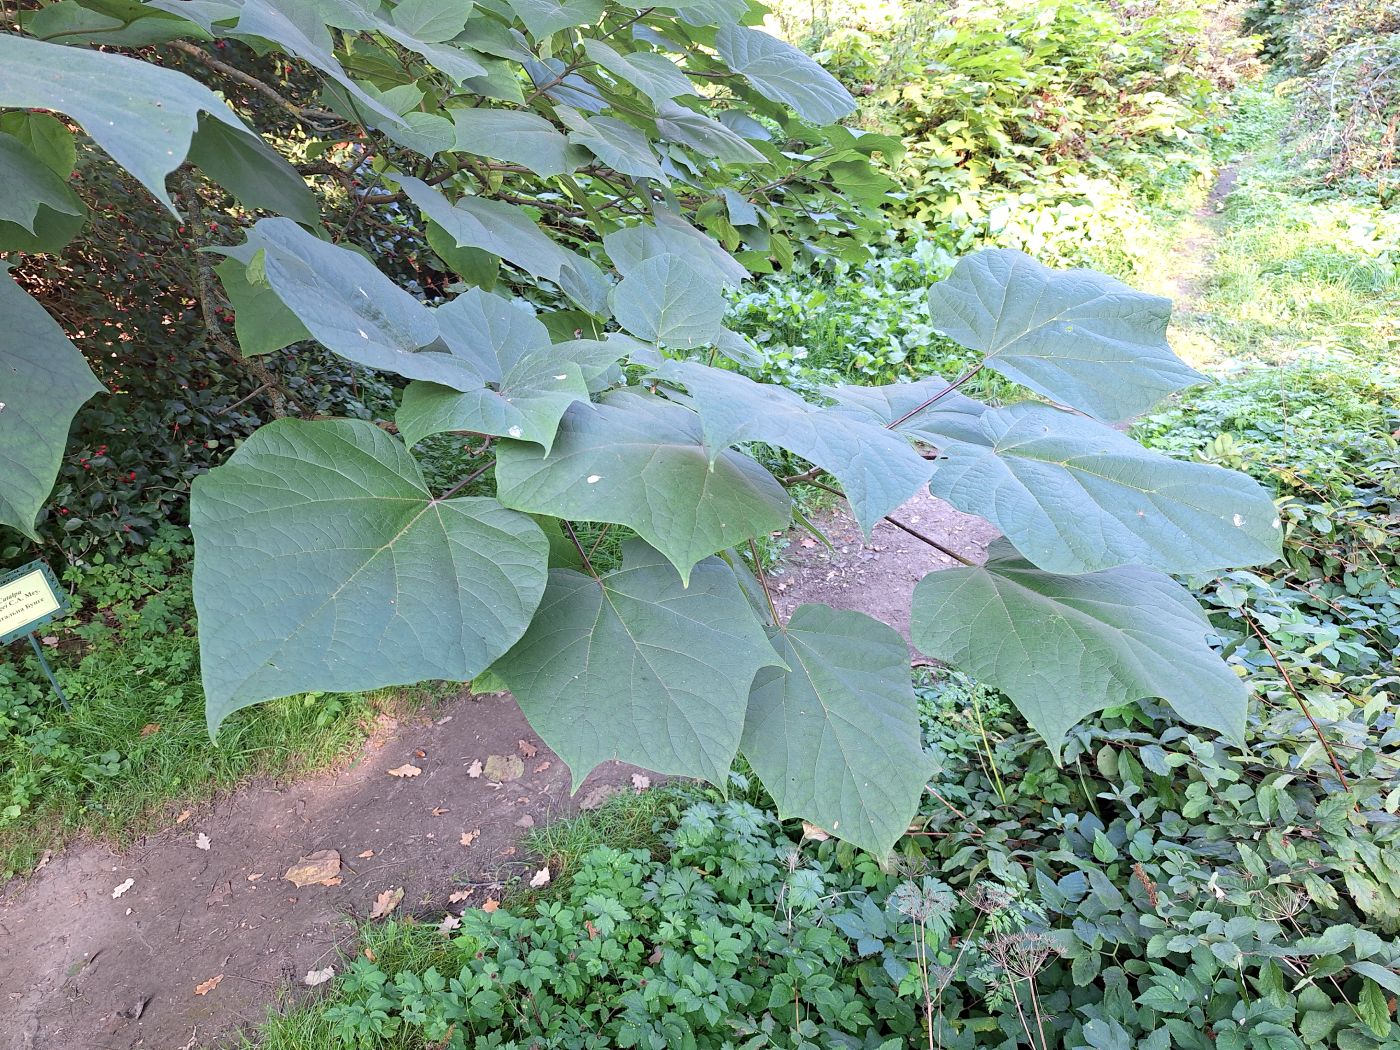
<box><xmin>0</xmin><ymin>529</ymin><xmax>445</xmax><ymax>880</ymax></box>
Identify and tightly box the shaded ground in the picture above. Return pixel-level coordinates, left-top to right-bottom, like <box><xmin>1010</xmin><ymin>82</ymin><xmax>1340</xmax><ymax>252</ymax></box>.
<box><xmin>0</xmin><ymin>692</ymin><xmax>637</xmax><ymax>1050</ymax></box>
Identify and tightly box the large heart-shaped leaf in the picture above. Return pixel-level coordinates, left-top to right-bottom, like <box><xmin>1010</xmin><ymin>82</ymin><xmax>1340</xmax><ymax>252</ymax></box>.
<box><xmin>582</xmin><ymin>38</ymin><xmax>694</xmax><ymax>105</ymax></box>
<box><xmin>714</xmin><ymin>24</ymin><xmax>855</xmax><ymax>125</ymax></box>
<box><xmin>604</xmin><ymin>212</ymin><xmax>748</xmax><ymax>288</ymax></box>
<box><xmin>559</xmin><ymin>108</ymin><xmax>667</xmax><ymax>182</ymax></box>
<box><xmin>610</xmin><ymin>254</ymin><xmax>726</xmax><ymax>349</ymax></box>
<box><xmin>928</xmin><ymin>402</ymin><xmax>1282</xmax><ymax>574</ymax></box>
<box><xmin>742</xmin><ymin>604</ymin><xmax>930</xmax><ymax>855</ymax></box>
<box><xmin>450</xmin><ymin>108</ymin><xmax>586</xmax><ymax>178</ymax></box>
<box><xmin>651</xmin><ymin>360</ymin><xmax>930</xmax><ymax>534</ymax></box>
<box><xmin>494</xmin><ymin>539</ymin><xmax>782</xmax><ymax>786</ymax></box>
<box><xmin>191</xmin><ymin>418</ymin><xmax>549</xmax><ymax>734</ymax></box>
<box><xmin>504</xmin><ymin>0</ymin><xmax>604</xmax><ymax>38</ymax></box>
<box><xmin>432</xmin><ymin>287</ymin><xmax>551</xmax><ymax>381</ymax></box>
<box><xmin>654</xmin><ymin>100</ymin><xmax>767</xmax><ymax>163</ymax></box>
<box><xmin>185</xmin><ymin>116</ymin><xmax>318</xmax><ymax>225</ymax></box>
<box><xmin>495</xmin><ymin>390</ymin><xmax>791</xmax><ymax>582</ymax></box>
<box><xmin>244</xmin><ymin>218</ymin><xmax>483</xmax><ymax>389</ymax></box>
<box><xmin>211</xmin><ymin>245</ymin><xmax>311</xmax><ymax>358</ymax></box>
<box><xmin>911</xmin><ymin>542</ymin><xmax>1248</xmax><ymax>754</ymax></box>
<box><xmin>0</xmin><ymin>266</ymin><xmax>104</xmax><ymax>538</ymax></box>
<box><xmin>927</xmin><ymin>249</ymin><xmax>1205</xmax><ymax>422</ymax></box>
<box><xmin>0</xmin><ymin>33</ymin><xmax>292</xmax><ymax>214</ymax></box>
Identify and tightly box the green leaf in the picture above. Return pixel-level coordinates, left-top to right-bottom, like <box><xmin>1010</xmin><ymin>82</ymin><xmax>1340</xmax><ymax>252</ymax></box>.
<box><xmin>1353</xmin><ymin>962</ymin><xmax>1400</xmax><ymax>997</ymax></box>
<box><xmin>433</xmin><ymin>286</ymin><xmax>552</xmax><ymax>380</ymax></box>
<box><xmin>650</xmin><ymin>360</ymin><xmax>930</xmax><ymax>534</ymax></box>
<box><xmin>0</xmin><ymin>132</ymin><xmax>86</xmax><ymax>254</ymax></box>
<box><xmin>494</xmin><ymin>539</ymin><xmax>782</xmax><ymax>786</ymax></box>
<box><xmin>0</xmin><ymin>112</ymin><xmax>77</xmax><ymax>177</ymax></box>
<box><xmin>400</xmin><ymin>177</ymin><xmax>608</xmax><ymax>313</ymax></box>
<box><xmin>582</xmin><ymin>38</ymin><xmax>694</xmax><ymax>104</ymax></box>
<box><xmin>390</xmin><ymin>0</ymin><xmax>471</xmax><ymax>42</ymax></box>
<box><xmin>244</xmin><ymin>218</ymin><xmax>481</xmax><ymax>389</ymax></box>
<box><xmin>655</xmin><ymin>100</ymin><xmax>767</xmax><ymax>164</ymax></box>
<box><xmin>559</xmin><ymin>108</ymin><xmax>667</xmax><ymax>182</ymax></box>
<box><xmin>927</xmin><ymin>402</ymin><xmax>1282</xmax><ymax>574</ymax></box>
<box><xmin>604</xmin><ymin>212</ymin><xmax>749</xmax><ymax>288</ymax></box>
<box><xmin>926</xmin><ymin>249</ymin><xmax>1206</xmax><ymax>422</ymax></box>
<box><xmin>1359</xmin><ymin>978</ymin><xmax>1392</xmax><ymax>1040</ymax></box>
<box><xmin>211</xmin><ymin>249</ymin><xmax>310</xmax><ymax>358</ymax></box>
<box><xmin>19</xmin><ymin>0</ymin><xmax>204</xmax><ymax>46</ymax></box>
<box><xmin>398</xmin><ymin>353</ymin><xmax>589</xmax><ymax>452</ymax></box>
<box><xmin>495</xmin><ymin>390</ymin><xmax>791</xmax><ymax>582</ymax></box>
<box><xmin>191</xmin><ymin>418</ymin><xmax>549</xmax><ymax>735</ymax></box>
<box><xmin>186</xmin><ymin>115</ymin><xmax>319</xmax><ymax>225</ymax></box>
<box><xmin>742</xmin><ymin>604</ymin><xmax>929</xmax><ymax>855</ymax></box>
<box><xmin>504</xmin><ymin>0</ymin><xmax>604</xmax><ymax>37</ymax></box>
<box><xmin>450</xmin><ymin>108</ymin><xmax>586</xmax><ymax>178</ymax></box>
<box><xmin>610</xmin><ymin>254</ymin><xmax>726</xmax><ymax>348</ymax></box>
<box><xmin>910</xmin><ymin>541</ymin><xmax>1248</xmax><ymax>754</ymax></box>
<box><xmin>0</xmin><ymin>33</ymin><xmax>278</xmax><ymax>214</ymax></box>
<box><xmin>824</xmin><ymin>375</ymin><xmax>987</xmax><ymax>437</ymax></box>
<box><xmin>0</xmin><ymin>265</ymin><xmax>105</xmax><ymax>539</ymax></box>
<box><xmin>714</xmin><ymin>25</ymin><xmax>856</xmax><ymax>125</ymax></box>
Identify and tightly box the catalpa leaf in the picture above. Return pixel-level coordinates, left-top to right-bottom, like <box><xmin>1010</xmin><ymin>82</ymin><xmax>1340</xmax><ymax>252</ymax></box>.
<box><xmin>928</xmin><ymin>402</ymin><xmax>1282</xmax><ymax>574</ymax></box>
<box><xmin>245</xmin><ymin>218</ymin><xmax>481</xmax><ymax>390</ymax></box>
<box><xmin>824</xmin><ymin>375</ymin><xmax>987</xmax><ymax>438</ymax></box>
<box><xmin>927</xmin><ymin>249</ymin><xmax>1205</xmax><ymax>422</ymax></box>
<box><xmin>582</xmin><ymin>38</ymin><xmax>694</xmax><ymax>105</ymax></box>
<box><xmin>742</xmin><ymin>604</ymin><xmax>930</xmax><ymax>855</ymax></box>
<box><xmin>433</xmin><ymin>287</ymin><xmax>551</xmax><ymax>381</ymax></box>
<box><xmin>714</xmin><ymin>25</ymin><xmax>856</xmax><ymax>125</ymax></box>
<box><xmin>0</xmin><ymin>33</ymin><xmax>293</xmax><ymax>214</ymax></box>
<box><xmin>494</xmin><ymin>539</ymin><xmax>782</xmax><ymax>786</ymax></box>
<box><xmin>559</xmin><ymin>108</ymin><xmax>667</xmax><ymax>183</ymax></box>
<box><xmin>654</xmin><ymin>100</ymin><xmax>766</xmax><ymax>164</ymax></box>
<box><xmin>911</xmin><ymin>541</ymin><xmax>1248</xmax><ymax>754</ymax></box>
<box><xmin>495</xmin><ymin>390</ymin><xmax>791</xmax><ymax>582</ymax></box>
<box><xmin>191</xmin><ymin>419</ymin><xmax>549</xmax><ymax>734</ymax></box>
<box><xmin>186</xmin><ymin>115</ymin><xmax>319</xmax><ymax>225</ymax></box>
<box><xmin>0</xmin><ymin>265</ymin><xmax>104</xmax><ymax>538</ymax></box>
<box><xmin>211</xmin><ymin>245</ymin><xmax>311</xmax><ymax>358</ymax></box>
<box><xmin>604</xmin><ymin>212</ymin><xmax>748</xmax><ymax>288</ymax></box>
<box><xmin>651</xmin><ymin>360</ymin><xmax>930</xmax><ymax>534</ymax></box>
<box><xmin>610</xmin><ymin>254</ymin><xmax>726</xmax><ymax>349</ymax></box>
<box><xmin>504</xmin><ymin>0</ymin><xmax>603</xmax><ymax>38</ymax></box>
<box><xmin>398</xmin><ymin>354</ymin><xmax>588</xmax><ymax>452</ymax></box>
<box><xmin>0</xmin><ymin>132</ymin><xmax>84</xmax><ymax>235</ymax></box>
<box><xmin>450</xmin><ymin>108</ymin><xmax>586</xmax><ymax>178</ymax></box>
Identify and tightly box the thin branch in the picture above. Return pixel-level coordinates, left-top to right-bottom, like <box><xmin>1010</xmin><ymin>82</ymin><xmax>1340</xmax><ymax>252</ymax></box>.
<box><xmin>562</xmin><ymin>520</ymin><xmax>599</xmax><ymax>579</ymax></box>
<box><xmin>168</xmin><ymin>41</ymin><xmax>343</xmax><ymax>129</ymax></box>
<box><xmin>437</xmin><ymin>458</ymin><xmax>495</xmax><ymax>501</ymax></box>
<box><xmin>748</xmin><ymin>538</ymin><xmax>782</xmax><ymax>627</ymax></box>
<box><xmin>883</xmin><ymin>515</ymin><xmax>977</xmax><ymax>567</ymax></box>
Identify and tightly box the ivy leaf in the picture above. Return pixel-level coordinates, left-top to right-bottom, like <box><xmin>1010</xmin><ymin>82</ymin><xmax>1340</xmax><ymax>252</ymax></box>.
<box><xmin>582</xmin><ymin>38</ymin><xmax>693</xmax><ymax>104</ymax></box>
<box><xmin>610</xmin><ymin>254</ymin><xmax>726</xmax><ymax>348</ymax></box>
<box><xmin>192</xmin><ymin>419</ymin><xmax>549</xmax><ymax>735</ymax></box>
<box><xmin>495</xmin><ymin>390</ymin><xmax>791</xmax><ymax>583</ymax></box>
<box><xmin>559</xmin><ymin>109</ymin><xmax>667</xmax><ymax>182</ymax></box>
<box><xmin>398</xmin><ymin>354</ymin><xmax>589</xmax><ymax>452</ymax></box>
<box><xmin>244</xmin><ymin>218</ymin><xmax>481</xmax><ymax>389</ymax></box>
<box><xmin>400</xmin><ymin>177</ymin><xmax>608</xmax><ymax>313</ymax></box>
<box><xmin>928</xmin><ymin>402</ymin><xmax>1282</xmax><ymax>574</ymax></box>
<box><xmin>0</xmin><ymin>33</ymin><xmax>293</xmax><ymax>215</ymax></box>
<box><xmin>927</xmin><ymin>249</ymin><xmax>1205</xmax><ymax>422</ymax></box>
<box><xmin>0</xmin><ymin>266</ymin><xmax>104</xmax><ymax>539</ymax></box>
<box><xmin>742</xmin><ymin>604</ymin><xmax>930</xmax><ymax>855</ymax></box>
<box><xmin>449</xmin><ymin>108</ymin><xmax>586</xmax><ymax>178</ymax></box>
<box><xmin>714</xmin><ymin>25</ymin><xmax>856</xmax><ymax>125</ymax></box>
<box><xmin>911</xmin><ymin>541</ymin><xmax>1248</xmax><ymax>754</ymax></box>
<box><xmin>494</xmin><ymin>539</ymin><xmax>782</xmax><ymax>786</ymax></box>
<box><xmin>651</xmin><ymin>360</ymin><xmax>931</xmax><ymax>534</ymax></box>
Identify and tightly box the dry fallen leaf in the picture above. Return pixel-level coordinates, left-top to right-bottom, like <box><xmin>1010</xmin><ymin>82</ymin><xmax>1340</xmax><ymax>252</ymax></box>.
<box><xmin>140</xmin><ymin>722</ymin><xmax>161</xmax><ymax>737</ymax></box>
<box><xmin>112</xmin><ymin>878</ymin><xmax>134</xmax><ymax>899</ymax></box>
<box><xmin>357</xmin><ymin>850</ymin><xmax>375</xmax><ymax>859</ymax></box>
<box><xmin>415</xmin><ymin>749</ymin><xmax>426</xmax><ymax>758</ymax></box>
<box><xmin>482</xmin><ymin>898</ymin><xmax>500</xmax><ymax>913</ymax></box>
<box><xmin>518</xmin><ymin>739</ymin><xmax>538</xmax><ymax>758</ymax></box>
<box><xmin>529</xmin><ymin>866</ymin><xmax>551</xmax><ymax>888</ymax></box>
<box><xmin>32</xmin><ymin>850</ymin><xmax>51</xmax><ymax>875</ymax></box>
<box><xmin>247</xmin><ymin>872</ymin><xmax>264</xmax><ymax>882</ymax></box>
<box><xmin>438</xmin><ymin>913</ymin><xmax>462</xmax><ymax>935</ymax></box>
<box><xmin>175</xmin><ymin>809</ymin><xmax>192</xmax><ymax>825</ymax></box>
<box><xmin>631</xmin><ymin>774</ymin><xmax>651</xmax><ymax>792</ymax></box>
<box><xmin>448</xmin><ymin>888</ymin><xmax>473</xmax><ymax>903</ymax></box>
<box><xmin>466</xmin><ymin>758</ymin><xmax>483</xmax><ymax>778</ymax></box>
<box><xmin>195</xmin><ymin>832</ymin><xmax>211</xmax><ymax>851</ymax></box>
<box><xmin>304</xmin><ymin>967</ymin><xmax>335</xmax><ymax>987</ymax></box>
<box><xmin>459</xmin><ymin>829</ymin><xmax>479</xmax><ymax>847</ymax></box>
<box><xmin>386</xmin><ymin>763</ymin><xmax>422</xmax><ymax>778</ymax></box>
<box><xmin>800</xmin><ymin>538</ymin><xmax>817</xmax><ymax>549</ymax></box>
<box><xmin>585</xmin><ymin>919</ymin><xmax>598</xmax><ymax>940</ymax></box>
<box><xmin>484</xmin><ymin>754</ymin><xmax>524</xmax><ymax>783</ymax></box>
<box><xmin>533</xmin><ymin>760</ymin><xmax>552</xmax><ymax>773</ymax></box>
<box><xmin>801</xmin><ymin>821</ymin><xmax>831</xmax><ymax>842</ymax></box>
<box><xmin>363</xmin><ymin>948</ymin><xmax>376</xmax><ymax>962</ymax></box>
<box><xmin>431</xmin><ymin>806</ymin><xmax>449</xmax><ymax>816</ymax></box>
<box><xmin>283</xmin><ymin>850</ymin><xmax>342</xmax><ymax>888</ymax></box>
<box><xmin>370</xmin><ymin>887</ymin><xmax>404</xmax><ymax>919</ymax></box>
<box><xmin>194</xmin><ymin>975</ymin><xmax>223</xmax><ymax>996</ymax></box>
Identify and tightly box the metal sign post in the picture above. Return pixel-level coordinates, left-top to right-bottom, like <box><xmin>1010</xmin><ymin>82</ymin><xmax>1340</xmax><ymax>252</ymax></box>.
<box><xmin>1</xmin><ymin>560</ymin><xmax>72</xmax><ymax>712</ymax></box>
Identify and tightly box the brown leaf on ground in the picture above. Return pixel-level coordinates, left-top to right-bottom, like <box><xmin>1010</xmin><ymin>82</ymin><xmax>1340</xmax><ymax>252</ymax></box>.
<box><xmin>801</xmin><ymin>821</ymin><xmax>831</xmax><ymax>842</ymax></box>
<box><xmin>283</xmin><ymin>850</ymin><xmax>342</xmax><ymax>888</ymax></box>
<box><xmin>111</xmin><ymin>878</ymin><xmax>134</xmax><ymax>899</ymax></box>
<box><xmin>363</xmin><ymin>948</ymin><xmax>376</xmax><ymax>962</ymax></box>
<box><xmin>386</xmin><ymin>763</ymin><xmax>422</xmax><ymax>778</ymax></box>
<box><xmin>631</xmin><ymin>774</ymin><xmax>651</xmax><ymax>792</ymax></box>
<box><xmin>357</xmin><ymin>850</ymin><xmax>375</xmax><ymax>859</ymax></box>
<box><xmin>175</xmin><ymin>810</ymin><xmax>192</xmax><ymax>825</ymax></box>
<box><xmin>482</xmin><ymin>898</ymin><xmax>500</xmax><ymax>913</ymax></box>
<box><xmin>304</xmin><ymin>967</ymin><xmax>335</xmax><ymax>987</ymax></box>
<box><xmin>533</xmin><ymin>760</ymin><xmax>552</xmax><ymax>773</ymax></box>
<box><xmin>518</xmin><ymin>739</ymin><xmax>538</xmax><ymax>758</ymax></box>
<box><xmin>448</xmin><ymin>889</ymin><xmax>473</xmax><ymax>903</ymax></box>
<box><xmin>431</xmin><ymin>806</ymin><xmax>449</xmax><ymax>816</ymax></box>
<box><xmin>585</xmin><ymin>920</ymin><xmax>598</xmax><ymax>939</ymax></box>
<box><xmin>466</xmin><ymin>758</ymin><xmax>483</xmax><ymax>778</ymax></box>
<box><xmin>140</xmin><ymin>723</ymin><xmax>161</xmax><ymax>737</ymax></box>
<box><xmin>415</xmin><ymin>749</ymin><xmax>426</xmax><ymax>758</ymax></box>
<box><xmin>194</xmin><ymin>975</ymin><xmax>223</xmax><ymax>996</ymax></box>
<box><xmin>529</xmin><ymin>867</ymin><xmax>551</xmax><ymax>888</ymax></box>
<box><xmin>247</xmin><ymin>872</ymin><xmax>263</xmax><ymax>882</ymax></box>
<box><xmin>195</xmin><ymin>832</ymin><xmax>211</xmax><ymax>851</ymax></box>
<box><xmin>438</xmin><ymin>913</ymin><xmax>462</xmax><ymax>935</ymax></box>
<box><xmin>370</xmin><ymin>887</ymin><xmax>404</xmax><ymax>919</ymax></box>
<box><xmin>484</xmin><ymin>754</ymin><xmax>524</xmax><ymax>782</ymax></box>
<box><xmin>459</xmin><ymin>829</ymin><xmax>479</xmax><ymax>847</ymax></box>
<box><xmin>648</xmin><ymin>945</ymin><xmax>663</xmax><ymax>965</ymax></box>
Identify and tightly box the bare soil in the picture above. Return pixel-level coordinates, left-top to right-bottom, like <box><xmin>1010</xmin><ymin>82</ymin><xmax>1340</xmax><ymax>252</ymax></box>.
<box><xmin>0</xmin><ymin>692</ymin><xmax>638</xmax><ymax>1050</ymax></box>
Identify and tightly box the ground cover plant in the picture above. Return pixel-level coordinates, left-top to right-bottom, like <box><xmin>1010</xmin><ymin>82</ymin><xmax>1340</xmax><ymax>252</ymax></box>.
<box><xmin>0</xmin><ymin>0</ymin><xmax>1289</xmax><ymax>860</ymax></box>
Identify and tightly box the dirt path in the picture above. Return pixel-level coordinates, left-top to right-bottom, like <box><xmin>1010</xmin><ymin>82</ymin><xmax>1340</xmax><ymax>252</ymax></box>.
<box><xmin>0</xmin><ymin>692</ymin><xmax>637</xmax><ymax>1050</ymax></box>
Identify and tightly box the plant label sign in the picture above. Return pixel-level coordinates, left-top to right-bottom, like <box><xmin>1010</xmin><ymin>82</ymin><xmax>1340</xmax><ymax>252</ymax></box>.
<box><xmin>0</xmin><ymin>560</ymin><xmax>67</xmax><ymax>645</ymax></box>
